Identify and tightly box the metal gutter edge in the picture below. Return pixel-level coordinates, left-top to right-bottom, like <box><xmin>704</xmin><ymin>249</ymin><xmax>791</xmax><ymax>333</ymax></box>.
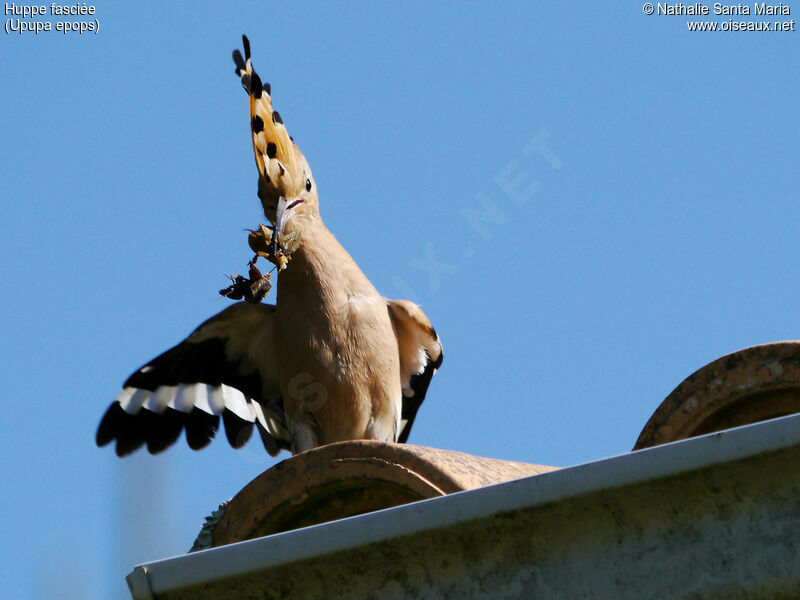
<box><xmin>126</xmin><ymin>565</ymin><xmax>154</xmax><ymax>600</ymax></box>
<box><xmin>127</xmin><ymin>412</ymin><xmax>800</xmax><ymax>599</ymax></box>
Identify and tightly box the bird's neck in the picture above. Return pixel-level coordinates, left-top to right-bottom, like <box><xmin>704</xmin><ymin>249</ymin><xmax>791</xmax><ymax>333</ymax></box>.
<box><xmin>276</xmin><ymin>215</ymin><xmax>379</xmax><ymax>311</ymax></box>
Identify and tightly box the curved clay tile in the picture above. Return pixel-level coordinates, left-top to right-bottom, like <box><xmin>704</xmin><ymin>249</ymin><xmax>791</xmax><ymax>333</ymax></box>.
<box><xmin>192</xmin><ymin>441</ymin><xmax>556</xmax><ymax>550</ymax></box>
<box><xmin>635</xmin><ymin>341</ymin><xmax>800</xmax><ymax>450</ymax></box>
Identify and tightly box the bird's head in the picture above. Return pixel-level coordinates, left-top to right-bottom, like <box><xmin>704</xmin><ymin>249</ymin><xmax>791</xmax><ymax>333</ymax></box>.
<box><xmin>256</xmin><ymin>148</ymin><xmax>318</xmax><ymax>240</ymax></box>
<box><xmin>234</xmin><ymin>36</ymin><xmax>319</xmax><ymax>238</ymax></box>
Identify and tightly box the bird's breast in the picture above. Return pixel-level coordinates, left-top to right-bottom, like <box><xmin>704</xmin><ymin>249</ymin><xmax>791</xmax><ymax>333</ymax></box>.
<box><xmin>275</xmin><ymin>289</ymin><xmax>401</xmax><ymax>444</ymax></box>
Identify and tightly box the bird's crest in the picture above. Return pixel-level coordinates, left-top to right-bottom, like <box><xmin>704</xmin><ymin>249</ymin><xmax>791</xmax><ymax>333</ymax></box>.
<box><xmin>233</xmin><ymin>36</ymin><xmax>314</xmax><ymax>224</ymax></box>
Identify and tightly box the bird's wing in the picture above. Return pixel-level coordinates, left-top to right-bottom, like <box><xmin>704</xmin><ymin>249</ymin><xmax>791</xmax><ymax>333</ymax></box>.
<box><xmin>96</xmin><ymin>302</ymin><xmax>289</xmax><ymax>457</ymax></box>
<box><xmin>387</xmin><ymin>299</ymin><xmax>443</xmax><ymax>443</ymax></box>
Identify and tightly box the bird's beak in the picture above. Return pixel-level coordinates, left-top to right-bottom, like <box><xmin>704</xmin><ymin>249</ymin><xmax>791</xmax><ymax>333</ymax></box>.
<box><xmin>275</xmin><ymin>196</ymin><xmax>304</xmax><ymax>235</ymax></box>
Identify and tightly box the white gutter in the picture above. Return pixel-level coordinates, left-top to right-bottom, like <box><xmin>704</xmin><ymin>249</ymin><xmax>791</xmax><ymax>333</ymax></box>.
<box><xmin>128</xmin><ymin>412</ymin><xmax>800</xmax><ymax>599</ymax></box>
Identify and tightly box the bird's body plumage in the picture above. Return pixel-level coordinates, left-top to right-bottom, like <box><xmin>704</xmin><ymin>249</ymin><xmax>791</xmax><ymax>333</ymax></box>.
<box><xmin>96</xmin><ymin>36</ymin><xmax>442</xmax><ymax>458</ymax></box>
<box><xmin>273</xmin><ymin>215</ymin><xmax>403</xmax><ymax>451</ymax></box>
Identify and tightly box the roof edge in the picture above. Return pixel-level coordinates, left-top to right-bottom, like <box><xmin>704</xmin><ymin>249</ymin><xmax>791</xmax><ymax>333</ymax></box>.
<box><xmin>128</xmin><ymin>412</ymin><xmax>800</xmax><ymax>599</ymax></box>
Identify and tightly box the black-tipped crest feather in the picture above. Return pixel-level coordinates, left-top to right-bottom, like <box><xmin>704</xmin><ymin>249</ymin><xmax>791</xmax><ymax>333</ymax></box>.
<box><xmin>232</xmin><ymin>49</ymin><xmax>245</xmax><ymax>72</ymax></box>
<box><xmin>251</xmin><ymin>71</ymin><xmax>263</xmax><ymax>99</ymax></box>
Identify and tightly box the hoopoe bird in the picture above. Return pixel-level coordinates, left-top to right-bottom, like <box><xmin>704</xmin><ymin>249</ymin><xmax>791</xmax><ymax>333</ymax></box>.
<box><xmin>96</xmin><ymin>36</ymin><xmax>443</xmax><ymax>457</ymax></box>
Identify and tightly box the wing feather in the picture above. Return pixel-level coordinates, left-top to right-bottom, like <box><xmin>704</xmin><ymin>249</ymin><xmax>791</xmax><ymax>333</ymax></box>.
<box><xmin>387</xmin><ymin>299</ymin><xmax>443</xmax><ymax>444</ymax></box>
<box><xmin>96</xmin><ymin>302</ymin><xmax>290</xmax><ymax>457</ymax></box>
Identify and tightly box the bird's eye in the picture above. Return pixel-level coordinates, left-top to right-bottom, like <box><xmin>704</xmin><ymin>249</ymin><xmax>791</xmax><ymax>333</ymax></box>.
<box><xmin>305</xmin><ymin>178</ymin><xmax>312</xmax><ymax>192</ymax></box>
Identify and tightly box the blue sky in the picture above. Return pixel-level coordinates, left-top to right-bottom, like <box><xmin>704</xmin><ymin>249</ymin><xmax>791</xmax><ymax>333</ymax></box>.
<box><xmin>2</xmin><ymin>2</ymin><xmax>798</xmax><ymax>598</ymax></box>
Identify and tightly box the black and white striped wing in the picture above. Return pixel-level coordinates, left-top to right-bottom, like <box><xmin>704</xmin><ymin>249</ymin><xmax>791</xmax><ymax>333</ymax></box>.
<box><xmin>96</xmin><ymin>302</ymin><xmax>289</xmax><ymax>457</ymax></box>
